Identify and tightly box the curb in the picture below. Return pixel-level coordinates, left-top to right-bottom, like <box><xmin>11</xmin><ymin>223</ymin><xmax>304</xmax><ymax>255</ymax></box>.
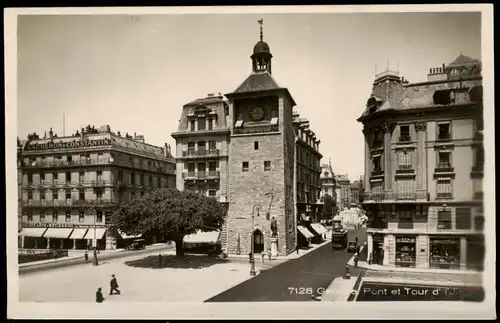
<box><xmin>19</xmin><ymin>244</ymin><xmax>175</xmax><ymax>275</ymax></box>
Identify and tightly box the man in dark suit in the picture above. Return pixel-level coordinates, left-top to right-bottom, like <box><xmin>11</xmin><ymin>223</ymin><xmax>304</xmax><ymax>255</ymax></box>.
<box><xmin>109</xmin><ymin>274</ymin><xmax>121</xmax><ymax>295</ymax></box>
<box><xmin>96</xmin><ymin>287</ymin><xmax>105</xmax><ymax>303</ymax></box>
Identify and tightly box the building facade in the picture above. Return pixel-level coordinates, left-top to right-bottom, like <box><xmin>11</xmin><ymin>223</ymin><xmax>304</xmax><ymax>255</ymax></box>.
<box><xmin>18</xmin><ymin>125</ymin><xmax>176</xmax><ymax>250</ymax></box>
<box><xmin>335</xmin><ymin>174</ymin><xmax>351</xmax><ymax>210</ymax></box>
<box><xmin>358</xmin><ymin>54</ymin><xmax>484</xmax><ymax>271</ymax></box>
<box><xmin>293</xmin><ymin>111</ymin><xmax>323</xmax><ymax>223</ymax></box>
<box><xmin>350</xmin><ymin>181</ymin><xmax>361</xmax><ymax>206</ymax></box>
<box><xmin>319</xmin><ymin>162</ymin><xmax>336</xmax><ymax>200</ymax></box>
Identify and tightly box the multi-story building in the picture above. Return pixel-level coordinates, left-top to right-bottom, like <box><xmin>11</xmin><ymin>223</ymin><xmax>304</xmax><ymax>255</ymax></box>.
<box><xmin>171</xmin><ymin>94</ymin><xmax>230</xmax><ymax>200</ymax></box>
<box><xmin>335</xmin><ymin>174</ymin><xmax>351</xmax><ymax>210</ymax></box>
<box><xmin>350</xmin><ymin>180</ymin><xmax>361</xmax><ymax>206</ymax></box>
<box><xmin>293</xmin><ymin>110</ymin><xmax>323</xmax><ymax>223</ymax></box>
<box><xmin>358</xmin><ymin>54</ymin><xmax>484</xmax><ymax>271</ymax></box>
<box><xmin>319</xmin><ymin>162</ymin><xmax>336</xmax><ymax>199</ymax></box>
<box><xmin>18</xmin><ymin>125</ymin><xmax>176</xmax><ymax>250</ymax></box>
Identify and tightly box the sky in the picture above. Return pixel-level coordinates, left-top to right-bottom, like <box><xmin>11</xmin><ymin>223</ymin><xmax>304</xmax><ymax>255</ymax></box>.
<box><xmin>17</xmin><ymin>11</ymin><xmax>482</xmax><ymax>182</ymax></box>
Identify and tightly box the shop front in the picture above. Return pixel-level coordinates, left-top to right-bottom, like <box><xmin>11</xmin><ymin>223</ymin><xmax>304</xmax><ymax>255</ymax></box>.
<box><xmin>395</xmin><ymin>236</ymin><xmax>416</xmax><ymax>268</ymax></box>
<box><xmin>83</xmin><ymin>228</ymin><xmax>107</xmax><ymax>250</ymax></box>
<box><xmin>429</xmin><ymin>237</ymin><xmax>461</xmax><ymax>270</ymax></box>
<box><xmin>297</xmin><ymin>225</ymin><xmax>314</xmax><ymax>247</ymax></box>
<box><xmin>44</xmin><ymin>228</ymin><xmax>74</xmax><ymax>249</ymax></box>
<box><xmin>19</xmin><ymin>228</ymin><xmax>48</xmax><ymax>249</ymax></box>
<box><xmin>68</xmin><ymin>228</ymin><xmax>89</xmax><ymax>249</ymax></box>
<box><xmin>466</xmin><ymin>234</ymin><xmax>485</xmax><ymax>271</ymax></box>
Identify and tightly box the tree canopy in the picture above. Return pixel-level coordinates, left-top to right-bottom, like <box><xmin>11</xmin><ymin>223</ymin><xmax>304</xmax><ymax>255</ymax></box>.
<box><xmin>112</xmin><ymin>188</ymin><xmax>227</xmax><ymax>256</ymax></box>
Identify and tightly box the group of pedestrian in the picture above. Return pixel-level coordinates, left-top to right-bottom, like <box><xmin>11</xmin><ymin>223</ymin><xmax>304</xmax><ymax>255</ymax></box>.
<box><xmin>95</xmin><ymin>274</ymin><xmax>121</xmax><ymax>303</ymax></box>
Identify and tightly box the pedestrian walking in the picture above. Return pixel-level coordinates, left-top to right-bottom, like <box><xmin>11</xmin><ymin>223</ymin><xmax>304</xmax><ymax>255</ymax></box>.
<box><xmin>296</xmin><ymin>244</ymin><xmax>299</xmax><ymax>255</ymax></box>
<box><xmin>109</xmin><ymin>274</ymin><xmax>121</xmax><ymax>295</ymax></box>
<box><xmin>96</xmin><ymin>287</ymin><xmax>105</xmax><ymax>303</ymax></box>
<box><xmin>157</xmin><ymin>253</ymin><xmax>163</xmax><ymax>267</ymax></box>
<box><xmin>267</xmin><ymin>248</ymin><xmax>272</xmax><ymax>261</ymax></box>
<box><xmin>84</xmin><ymin>251</ymin><xmax>89</xmax><ymax>263</ymax></box>
<box><xmin>343</xmin><ymin>265</ymin><xmax>351</xmax><ymax>279</ymax></box>
<box><xmin>261</xmin><ymin>252</ymin><xmax>265</xmax><ymax>263</ymax></box>
<box><xmin>354</xmin><ymin>252</ymin><xmax>359</xmax><ymax>268</ymax></box>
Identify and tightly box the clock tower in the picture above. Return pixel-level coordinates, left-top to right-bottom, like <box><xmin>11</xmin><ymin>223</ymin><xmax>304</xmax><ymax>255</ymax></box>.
<box><xmin>224</xmin><ymin>20</ymin><xmax>297</xmax><ymax>256</ymax></box>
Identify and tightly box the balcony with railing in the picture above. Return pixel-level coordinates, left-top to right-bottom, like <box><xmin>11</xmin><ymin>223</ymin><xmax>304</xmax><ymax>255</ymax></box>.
<box><xmin>436</xmin><ymin>192</ymin><xmax>453</xmax><ymax>199</ymax></box>
<box><xmin>182</xmin><ymin>149</ymin><xmax>220</xmax><ymax>158</ymax></box>
<box><xmin>436</xmin><ymin>133</ymin><xmax>452</xmax><ymax>142</ymax></box>
<box><xmin>435</xmin><ymin>162</ymin><xmax>454</xmax><ymax>173</ymax></box>
<box><xmin>22</xmin><ymin>198</ymin><xmax>118</xmax><ymax>207</ymax></box>
<box><xmin>362</xmin><ymin>191</ymin><xmax>429</xmax><ymax>203</ymax></box>
<box><xmin>398</xmin><ymin>135</ymin><xmax>411</xmax><ymax>142</ymax></box>
<box><xmin>371</xmin><ymin>168</ymin><xmax>384</xmax><ymax>177</ymax></box>
<box><xmin>183</xmin><ymin>170</ymin><xmax>220</xmax><ymax>180</ymax></box>
<box><xmin>233</xmin><ymin>124</ymin><xmax>279</xmax><ymax>135</ymax></box>
<box><xmin>396</xmin><ymin>164</ymin><xmax>414</xmax><ymax>175</ymax></box>
<box><xmin>370</xmin><ymin>140</ymin><xmax>383</xmax><ymax>150</ymax></box>
<box><xmin>21</xmin><ymin>157</ymin><xmax>113</xmax><ymax>168</ymax></box>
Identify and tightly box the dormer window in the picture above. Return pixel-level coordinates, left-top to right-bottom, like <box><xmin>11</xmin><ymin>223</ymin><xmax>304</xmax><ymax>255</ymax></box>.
<box><xmin>189</xmin><ymin>120</ymin><xmax>196</xmax><ymax>131</ymax></box>
<box><xmin>198</xmin><ymin>117</ymin><xmax>206</xmax><ymax>131</ymax></box>
<box><xmin>208</xmin><ymin>118</ymin><xmax>214</xmax><ymax>130</ymax></box>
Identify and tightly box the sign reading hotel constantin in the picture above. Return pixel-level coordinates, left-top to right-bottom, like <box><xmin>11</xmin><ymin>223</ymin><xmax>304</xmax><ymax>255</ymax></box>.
<box><xmin>24</xmin><ymin>138</ymin><xmax>112</xmax><ymax>151</ymax></box>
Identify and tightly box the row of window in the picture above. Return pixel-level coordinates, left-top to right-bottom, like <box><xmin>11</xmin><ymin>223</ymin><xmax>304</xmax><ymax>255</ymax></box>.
<box><xmin>370</xmin><ymin>178</ymin><xmax>454</xmax><ymax>198</ymax></box>
<box><xmin>241</xmin><ymin>161</ymin><xmax>272</xmax><ymax>172</ymax></box>
<box><xmin>188</xmin><ymin>116</ymin><xmax>217</xmax><ymax>132</ymax></box>
<box><xmin>25</xmin><ymin>210</ymin><xmax>104</xmax><ymax>223</ymax></box>
<box><xmin>185</xmin><ymin>182</ymin><xmax>219</xmax><ymax>197</ymax></box>
<box><xmin>26</xmin><ymin>171</ymin><xmax>170</xmax><ymax>186</ymax></box>
<box><xmin>25</xmin><ymin>153</ymin><xmax>171</xmax><ymax>173</ymax></box>
<box><xmin>371</xmin><ymin>148</ymin><xmax>484</xmax><ymax>173</ymax></box>
<box><xmin>370</xmin><ymin>122</ymin><xmax>453</xmax><ymax>147</ymax></box>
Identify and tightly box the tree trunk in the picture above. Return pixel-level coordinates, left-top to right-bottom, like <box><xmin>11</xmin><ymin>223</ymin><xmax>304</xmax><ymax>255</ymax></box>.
<box><xmin>174</xmin><ymin>236</ymin><xmax>184</xmax><ymax>257</ymax></box>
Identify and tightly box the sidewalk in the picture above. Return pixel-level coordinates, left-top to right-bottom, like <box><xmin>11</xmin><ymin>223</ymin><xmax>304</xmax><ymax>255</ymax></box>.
<box><xmin>227</xmin><ymin>234</ymin><xmax>332</xmax><ymax>262</ymax></box>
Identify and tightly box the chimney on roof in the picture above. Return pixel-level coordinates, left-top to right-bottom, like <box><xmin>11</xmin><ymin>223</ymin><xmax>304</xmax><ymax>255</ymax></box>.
<box><xmin>164</xmin><ymin>143</ymin><xmax>170</xmax><ymax>156</ymax></box>
<box><xmin>81</xmin><ymin>128</ymin><xmax>85</xmax><ymax>141</ymax></box>
<box><xmin>49</xmin><ymin>128</ymin><xmax>53</xmax><ymax>139</ymax></box>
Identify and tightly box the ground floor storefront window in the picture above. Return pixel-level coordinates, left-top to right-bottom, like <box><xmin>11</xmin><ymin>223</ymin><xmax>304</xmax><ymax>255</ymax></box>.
<box><xmin>395</xmin><ymin>236</ymin><xmax>416</xmax><ymax>268</ymax></box>
<box><xmin>429</xmin><ymin>237</ymin><xmax>460</xmax><ymax>269</ymax></box>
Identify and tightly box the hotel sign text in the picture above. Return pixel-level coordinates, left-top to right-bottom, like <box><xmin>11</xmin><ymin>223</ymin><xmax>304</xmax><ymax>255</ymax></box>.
<box><xmin>25</xmin><ymin>138</ymin><xmax>112</xmax><ymax>151</ymax></box>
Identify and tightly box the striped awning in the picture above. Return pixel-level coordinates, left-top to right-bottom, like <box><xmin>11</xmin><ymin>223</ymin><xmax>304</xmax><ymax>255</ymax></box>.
<box><xmin>83</xmin><ymin>228</ymin><xmax>107</xmax><ymax>240</ymax></box>
<box><xmin>183</xmin><ymin>230</ymin><xmax>221</xmax><ymax>244</ymax></box>
<box><xmin>44</xmin><ymin>228</ymin><xmax>74</xmax><ymax>239</ymax></box>
<box><xmin>19</xmin><ymin>228</ymin><xmax>47</xmax><ymax>237</ymax></box>
<box><xmin>69</xmin><ymin>228</ymin><xmax>88</xmax><ymax>239</ymax></box>
<box><xmin>297</xmin><ymin>226</ymin><xmax>314</xmax><ymax>239</ymax></box>
<box><xmin>310</xmin><ymin>223</ymin><xmax>328</xmax><ymax>235</ymax></box>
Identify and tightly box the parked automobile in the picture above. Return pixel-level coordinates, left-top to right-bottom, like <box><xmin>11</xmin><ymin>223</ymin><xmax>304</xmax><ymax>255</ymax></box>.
<box><xmin>127</xmin><ymin>239</ymin><xmax>146</xmax><ymax>250</ymax></box>
<box><xmin>347</xmin><ymin>241</ymin><xmax>357</xmax><ymax>253</ymax></box>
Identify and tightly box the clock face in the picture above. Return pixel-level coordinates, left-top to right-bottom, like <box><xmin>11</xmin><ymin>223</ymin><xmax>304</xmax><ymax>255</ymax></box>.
<box><xmin>250</xmin><ymin>106</ymin><xmax>265</xmax><ymax>121</ymax></box>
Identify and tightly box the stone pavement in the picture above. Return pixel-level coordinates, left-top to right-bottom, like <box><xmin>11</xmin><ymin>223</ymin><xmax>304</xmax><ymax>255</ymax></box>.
<box><xmin>19</xmin><ymin>251</ymin><xmax>257</xmax><ymax>303</ymax></box>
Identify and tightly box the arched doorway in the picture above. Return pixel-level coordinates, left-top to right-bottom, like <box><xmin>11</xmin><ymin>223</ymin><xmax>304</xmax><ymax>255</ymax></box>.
<box><xmin>253</xmin><ymin>229</ymin><xmax>264</xmax><ymax>254</ymax></box>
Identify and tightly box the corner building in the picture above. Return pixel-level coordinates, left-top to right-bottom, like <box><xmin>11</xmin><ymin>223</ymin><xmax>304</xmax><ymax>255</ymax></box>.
<box><xmin>18</xmin><ymin>125</ymin><xmax>176</xmax><ymax>250</ymax></box>
<box><xmin>357</xmin><ymin>54</ymin><xmax>484</xmax><ymax>271</ymax></box>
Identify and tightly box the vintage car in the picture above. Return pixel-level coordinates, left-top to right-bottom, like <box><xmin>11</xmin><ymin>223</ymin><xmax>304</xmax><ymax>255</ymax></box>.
<box><xmin>127</xmin><ymin>239</ymin><xmax>146</xmax><ymax>250</ymax></box>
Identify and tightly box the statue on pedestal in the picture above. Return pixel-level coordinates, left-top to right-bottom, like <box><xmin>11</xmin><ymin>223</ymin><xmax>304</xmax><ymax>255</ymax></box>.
<box><xmin>270</xmin><ymin>218</ymin><xmax>278</xmax><ymax>237</ymax></box>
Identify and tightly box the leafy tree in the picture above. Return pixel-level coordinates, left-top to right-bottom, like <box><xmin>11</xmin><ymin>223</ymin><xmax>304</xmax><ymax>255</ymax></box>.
<box><xmin>321</xmin><ymin>194</ymin><xmax>337</xmax><ymax>220</ymax></box>
<box><xmin>112</xmin><ymin>188</ymin><xmax>226</xmax><ymax>256</ymax></box>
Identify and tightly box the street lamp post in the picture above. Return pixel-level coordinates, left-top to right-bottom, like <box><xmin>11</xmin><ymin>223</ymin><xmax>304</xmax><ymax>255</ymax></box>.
<box><xmin>93</xmin><ymin>208</ymin><xmax>98</xmax><ymax>266</ymax></box>
<box><xmin>250</xmin><ymin>204</ymin><xmax>261</xmax><ymax>276</ymax></box>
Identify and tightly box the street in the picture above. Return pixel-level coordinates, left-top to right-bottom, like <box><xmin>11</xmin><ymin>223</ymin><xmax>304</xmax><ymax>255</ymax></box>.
<box><xmin>206</xmin><ymin>228</ymin><xmax>366</xmax><ymax>302</ymax></box>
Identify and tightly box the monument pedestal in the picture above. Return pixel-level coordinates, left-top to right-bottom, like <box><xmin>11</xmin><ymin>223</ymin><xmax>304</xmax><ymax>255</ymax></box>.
<box><xmin>270</xmin><ymin>237</ymin><xmax>278</xmax><ymax>257</ymax></box>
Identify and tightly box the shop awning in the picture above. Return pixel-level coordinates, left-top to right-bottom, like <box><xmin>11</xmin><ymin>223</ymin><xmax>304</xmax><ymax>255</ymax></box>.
<box><xmin>69</xmin><ymin>228</ymin><xmax>88</xmax><ymax>240</ymax></box>
<box><xmin>43</xmin><ymin>228</ymin><xmax>74</xmax><ymax>239</ymax></box>
<box><xmin>118</xmin><ymin>230</ymin><xmax>143</xmax><ymax>239</ymax></box>
<box><xmin>19</xmin><ymin>228</ymin><xmax>47</xmax><ymax>237</ymax></box>
<box><xmin>297</xmin><ymin>226</ymin><xmax>314</xmax><ymax>239</ymax></box>
<box><xmin>310</xmin><ymin>223</ymin><xmax>328</xmax><ymax>235</ymax></box>
<box><xmin>83</xmin><ymin>228</ymin><xmax>107</xmax><ymax>240</ymax></box>
<box><xmin>183</xmin><ymin>230</ymin><xmax>220</xmax><ymax>244</ymax></box>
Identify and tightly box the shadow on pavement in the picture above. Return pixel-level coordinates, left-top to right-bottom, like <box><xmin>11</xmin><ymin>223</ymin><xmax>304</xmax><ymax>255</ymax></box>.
<box><xmin>124</xmin><ymin>254</ymin><xmax>228</xmax><ymax>269</ymax></box>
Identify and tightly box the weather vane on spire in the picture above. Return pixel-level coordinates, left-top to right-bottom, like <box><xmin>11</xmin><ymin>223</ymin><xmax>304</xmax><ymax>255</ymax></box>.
<box><xmin>258</xmin><ymin>19</ymin><xmax>263</xmax><ymax>41</ymax></box>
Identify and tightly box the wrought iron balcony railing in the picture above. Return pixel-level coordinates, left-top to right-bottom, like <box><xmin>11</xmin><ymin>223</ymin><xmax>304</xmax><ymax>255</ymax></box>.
<box><xmin>436</xmin><ymin>192</ymin><xmax>453</xmax><ymax>199</ymax></box>
<box><xmin>437</xmin><ymin>133</ymin><xmax>452</xmax><ymax>141</ymax></box>
<box><xmin>435</xmin><ymin>163</ymin><xmax>454</xmax><ymax>173</ymax></box>
<box><xmin>183</xmin><ymin>170</ymin><xmax>220</xmax><ymax>179</ymax></box>
<box><xmin>22</xmin><ymin>198</ymin><xmax>118</xmax><ymax>207</ymax></box>
<box><xmin>371</xmin><ymin>168</ymin><xmax>384</xmax><ymax>176</ymax></box>
<box><xmin>399</xmin><ymin>135</ymin><xmax>411</xmax><ymax>142</ymax></box>
<box><xmin>233</xmin><ymin>124</ymin><xmax>279</xmax><ymax>135</ymax></box>
<box><xmin>182</xmin><ymin>149</ymin><xmax>220</xmax><ymax>157</ymax></box>
<box><xmin>362</xmin><ymin>191</ymin><xmax>429</xmax><ymax>202</ymax></box>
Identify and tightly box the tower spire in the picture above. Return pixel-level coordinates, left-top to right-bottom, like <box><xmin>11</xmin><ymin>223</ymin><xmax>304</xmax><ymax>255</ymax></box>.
<box><xmin>258</xmin><ymin>19</ymin><xmax>263</xmax><ymax>41</ymax></box>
